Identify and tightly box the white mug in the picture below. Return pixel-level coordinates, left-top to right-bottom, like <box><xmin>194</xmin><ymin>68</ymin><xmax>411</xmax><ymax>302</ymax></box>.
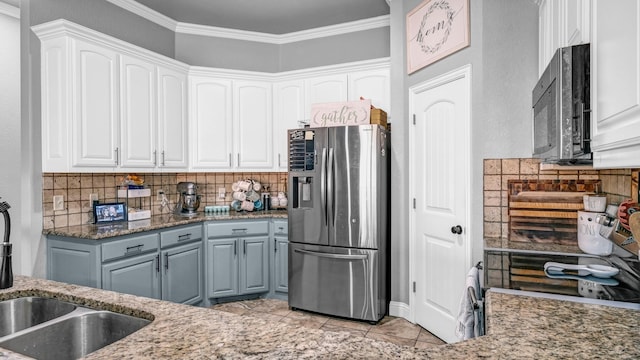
<box><xmin>583</xmin><ymin>195</ymin><xmax>607</xmax><ymax>212</ymax></box>
<box><xmin>231</xmin><ymin>182</ymin><xmax>240</xmax><ymax>192</ymax></box>
<box><xmin>271</xmin><ymin>197</ymin><xmax>280</xmax><ymax>207</ymax></box>
<box><xmin>238</xmin><ymin>180</ymin><xmax>251</xmax><ymax>191</ymax></box>
<box><xmin>241</xmin><ymin>200</ymin><xmax>254</xmax><ymax>211</ymax></box>
<box><xmin>233</xmin><ymin>191</ymin><xmax>246</xmax><ymax>201</ymax></box>
<box><xmin>253</xmin><ymin>181</ymin><xmax>262</xmax><ymax>191</ymax></box>
<box><xmin>279</xmin><ymin>198</ymin><xmax>288</xmax><ymax>207</ymax></box>
<box><xmin>278</xmin><ymin>192</ymin><xmax>286</xmax><ymax>199</ymax></box>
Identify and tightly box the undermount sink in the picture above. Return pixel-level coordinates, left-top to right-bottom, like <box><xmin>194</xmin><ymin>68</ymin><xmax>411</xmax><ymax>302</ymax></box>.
<box><xmin>0</xmin><ymin>297</ymin><xmax>77</xmax><ymax>337</ymax></box>
<box><xmin>0</xmin><ymin>297</ymin><xmax>151</xmax><ymax>360</ymax></box>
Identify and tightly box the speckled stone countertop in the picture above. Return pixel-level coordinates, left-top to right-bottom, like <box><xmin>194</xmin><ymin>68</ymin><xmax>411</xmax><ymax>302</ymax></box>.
<box><xmin>1</xmin><ymin>276</ymin><xmax>638</xmax><ymax>359</ymax></box>
<box><xmin>42</xmin><ymin>210</ymin><xmax>288</xmax><ymax>240</ymax></box>
<box><xmin>484</xmin><ymin>236</ymin><xmax>587</xmax><ymax>255</ymax></box>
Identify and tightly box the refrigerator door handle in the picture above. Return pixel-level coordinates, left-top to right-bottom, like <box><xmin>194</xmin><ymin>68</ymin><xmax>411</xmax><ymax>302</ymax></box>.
<box><xmin>294</xmin><ymin>248</ymin><xmax>368</xmax><ymax>261</ymax></box>
<box><xmin>328</xmin><ymin>147</ymin><xmax>335</xmax><ymax>227</ymax></box>
<box><xmin>320</xmin><ymin>147</ymin><xmax>327</xmax><ymax>225</ymax></box>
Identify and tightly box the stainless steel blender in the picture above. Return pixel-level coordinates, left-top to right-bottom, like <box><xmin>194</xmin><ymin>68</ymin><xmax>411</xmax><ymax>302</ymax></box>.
<box><xmin>174</xmin><ymin>182</ymin><xmax>201</xmax><ymax>216</ymax></box>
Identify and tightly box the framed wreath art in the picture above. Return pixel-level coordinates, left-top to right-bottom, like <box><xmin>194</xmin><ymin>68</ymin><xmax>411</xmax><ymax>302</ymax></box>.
<box><xmin>406</xmin><ymin>0</ymin><xmax>470</xmax><ymax>74</ymax></box>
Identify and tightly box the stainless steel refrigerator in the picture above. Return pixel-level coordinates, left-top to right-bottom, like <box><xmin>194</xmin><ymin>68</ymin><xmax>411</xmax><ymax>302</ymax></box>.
<box><xmin>287</xmin><ymin>124</ymin><xmax>390</xmax><ymax>322</ymax></box>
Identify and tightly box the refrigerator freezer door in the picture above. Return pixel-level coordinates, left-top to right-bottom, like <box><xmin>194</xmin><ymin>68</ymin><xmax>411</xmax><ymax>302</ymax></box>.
<box><xmin>288</xmin><ymin>242</ymin><xmax>384</xmax><ymax>322</ymax></box>
<box><xmin>329</xmin><ymin>125</ymin><xmax>387</xmax><ymax>249</ymax></box>
<box><xmin>288</xmin><ymin>128</ymin><xmax>329</xmax><ymax>246</ymax></box>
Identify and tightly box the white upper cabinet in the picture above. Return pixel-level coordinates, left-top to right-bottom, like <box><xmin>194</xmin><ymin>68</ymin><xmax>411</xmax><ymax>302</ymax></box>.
<box><xmin>538</xmin><ymin>0</ymin><xmax>591</xmax><ymax>74</ymax></box>
<box><xmin>157</xmin><ymin>66</ymin><xmax>188</xmax><ymax>169</ymax></box>
<box><xmin>35</xmin><ymin>20</ymin><xmax>390</xmax><ymax>173</ymax></box>
<box><xmin>305</xmin><ymin>75</ymin><xmax>349</xmax><ymax>116</ymax></box>
<box><xmin>348</xmin><ymin>69</ymin><xmax>391</xmax><ymax>114</ymax></box>
<box><xmin>234</xmin><ymin>80</ymin><xmax>273</xmax><ymax>169</ymax></box>
<box><xmin>40</xmin><ymin>36</ymin><xmax>70</xmax><ymax>172</ymax></box>
<box><xmin>189</xmin><ymin>76</ymin><xmax>233</xmax><ymax>170</ymax></box>
<box><xmin>591</xmin><ymin>0</ymin><xmax>640</xmax><ymax>168</ymax></box>
<box><xmin>273</xmin><ymin>80</ymin><xmax>305</xmax><ymax>171</ymax></box>
<box><xmin>72</xmin><ymin>39</ymin><xmax>120</xmax><ymax>168</ymax></box>
<box><xmin>35</xmin><ymin>20</ymin><xmax>190</xmax><ymax>172</ymax></box>
<box><xmin>189</xmin><ymin>76</ymin><xmax>273</xmax><ymax>171</ymax></box>
<box><xmin>119</xmin><ymin>54</ymin><xmax>156</xmax><ymax>169</ymax></box>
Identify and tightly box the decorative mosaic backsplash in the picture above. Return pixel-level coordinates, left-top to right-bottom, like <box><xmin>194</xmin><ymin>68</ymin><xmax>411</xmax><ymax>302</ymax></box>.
<box><xmin>483</xmin><ymin>158</ymin><xmax>637</xmax><ymax>239</ymax></box>
<box><xmin>42</xmin><ymin>172</ymin><xmax>288</xmax><ymax>229</ymax></box>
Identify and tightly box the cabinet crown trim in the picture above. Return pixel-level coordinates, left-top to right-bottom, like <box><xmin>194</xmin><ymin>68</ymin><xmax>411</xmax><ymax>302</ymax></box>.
<box><xmin>32</xmin><ymin>19</ymin><xmax>189</xmax><ymax>72</ymax></box>
<box><xmin>106</xmin><ymin>0</ymin><xmax>389</xmax><ymax>44</ymax></box>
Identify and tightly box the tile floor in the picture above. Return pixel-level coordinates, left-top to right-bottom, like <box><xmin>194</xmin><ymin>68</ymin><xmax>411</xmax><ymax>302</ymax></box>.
<box><xmin>210</xmin><ymin>298</ymin><xmax>446</xmax><ymax>349</ymax></box>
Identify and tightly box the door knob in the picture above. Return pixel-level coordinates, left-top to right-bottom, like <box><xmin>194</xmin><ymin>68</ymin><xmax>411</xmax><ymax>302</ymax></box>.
<box><xmin>451</xmin><ymin>225</ymin><xmax>463</xmax><ymax>234</ymax></box>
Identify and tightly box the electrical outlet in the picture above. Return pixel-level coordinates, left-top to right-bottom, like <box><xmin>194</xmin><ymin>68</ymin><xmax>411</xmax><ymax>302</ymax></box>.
<box><xmin>218</xmin><ymin>188</ymin><xmax>226</xmax><ymax>199</ymax></box>
<box><xmin>53</xmin><ymin>195</ymin><xmax>64</xmax><ymax>211</ymax></box>
<box><xmin>157</xmin><ymin>190</ymin><xmax>165</xmax><ymax>202</ymax></box>
<box><xmin>89</xmin><ymin>193</ymin><xmax>99</xmax><ymax>202</ymax></box>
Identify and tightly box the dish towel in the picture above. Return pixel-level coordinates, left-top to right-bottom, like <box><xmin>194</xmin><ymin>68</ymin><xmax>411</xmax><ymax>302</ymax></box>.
<box><xmin>455</xmin><ymin>266</ymin><xmax>481</xmax><ymax>341</ymax></box>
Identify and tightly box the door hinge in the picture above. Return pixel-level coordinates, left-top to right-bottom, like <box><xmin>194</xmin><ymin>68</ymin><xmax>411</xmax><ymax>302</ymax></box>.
<box><xmin>413</xmin><ymin>281</ymin><xmax>416</xmax><ymax>293</ymax></box>
<box><xmin>413</xmin><ymin>198</ymin><xmax>416</xmax><ymax>209</ymax></box>
<box><xmin>413</xmin><ymin>114</ymin><xmax>416</xmax><ymax>125</ymax></box>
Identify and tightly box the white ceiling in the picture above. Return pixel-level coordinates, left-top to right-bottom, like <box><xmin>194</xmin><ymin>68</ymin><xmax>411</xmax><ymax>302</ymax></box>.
<box><xmin>133</xmin><ymin>0</ymin><xmax>390</xmax><ymax>34</ymax></box>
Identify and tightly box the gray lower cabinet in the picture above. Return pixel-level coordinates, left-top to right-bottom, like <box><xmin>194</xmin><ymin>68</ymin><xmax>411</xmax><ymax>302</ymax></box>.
<box><xmin>48</xmin><ymin>224</ymin><xmax>203</xmax><ymax>305</ymax></box>
<box><xmin>272</xmin><ymin>220</ymin><xmax>288</xmax><ymax>297</ymax></box>
<box><xmin>206</xmin><ymin>220</ymin><xmax>269</xmax><ymax>301</ymax></box>
<box><xmin>102</xmin><ymin>251</ymin><xmax>161</xmax><ymax>299</ymax></box>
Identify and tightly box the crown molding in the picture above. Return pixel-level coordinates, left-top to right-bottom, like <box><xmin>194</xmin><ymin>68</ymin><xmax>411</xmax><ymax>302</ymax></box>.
<box><xmin>107</xmin><ymin>0</ymin><xmax>389</xmax><ymax>44</ymax></box>
<box><xmin>106</xmin><ymin>0</ymin><xmax>177</xmax><ymax>30</ymax></box>
<box><xmin>32</xmin><ymin>19</ymin><xmax>189</xmax><ymax>72</ymax></box>
<box><xmin>0</xmin><ymin>2</ymin><xmax>20</xmax><ymax>19</ymax></box>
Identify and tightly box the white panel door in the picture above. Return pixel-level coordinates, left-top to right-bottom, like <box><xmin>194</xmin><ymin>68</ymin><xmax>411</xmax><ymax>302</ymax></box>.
<box><xmin>119</xmin><ymin>54</ymin><xmax>156</xmax><ymax>169</ymax></box>
<box><xmin>273</xmin><ymin>80</ymin><xmax>305</xmax><ymax>171</ymax></box>
<box><xmin>305</xmin><ymin>75</ymin><xmax>348</xmax><ymax>119</ymax></box>
<box><xmin>71</xmin><ymin>39</ymin><xmax>119</xmax><ymax>168</ymax></box>
<box><xmin>348</xmin><ymin>69</ymin><xmax>391</xmax><ymax>114</ymax></box>
<box><xmin>189</xmin><ymin>76</ymin><xmax>233</xmax><ymax>169</ymax></box>
<box><xmin>158</xmin><ymin>66</ymin><xmax>188</xmax><ymax>169</ymax></box>
<box><xmin>410</xmin><ymin>66</ymin><xmax>471</xmax><ymax>344</ymax></box>
<box><xmin>234</xmin><ymin>80</ymin><xmax>273</xmax><ymax>169</ymax></box>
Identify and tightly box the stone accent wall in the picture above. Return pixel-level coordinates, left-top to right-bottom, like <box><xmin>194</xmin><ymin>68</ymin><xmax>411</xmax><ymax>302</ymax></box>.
<box><xmin>42</xmin><ymin>172</ymin><xmax>287</xmax><ymax>229</ymax></box>
<box><xmin>483</xmin><ymin>158</ymin><xmax>636</xmax><ymax>239</ymax></box>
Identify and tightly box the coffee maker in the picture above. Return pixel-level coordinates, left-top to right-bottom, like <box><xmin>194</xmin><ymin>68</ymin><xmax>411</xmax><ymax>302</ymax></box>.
<box><xmin>174</xmin><ymin>182</ymin><xmax>201</xmax><ymax>216</ymax></box>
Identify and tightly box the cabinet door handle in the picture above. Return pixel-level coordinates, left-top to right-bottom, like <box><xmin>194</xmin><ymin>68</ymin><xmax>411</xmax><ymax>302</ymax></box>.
<box><xmin>234</xmin><ymin>241</ymin><xmax>237</xmax><ymax>256</ymax></box>
<box><xmin>155</xmin><ymin>254</ymin><xmax>160</xmax><ymax>273</ymax></box>
<box><xmin>153</xmin><ymin>150</ymin><xmax>157</xmax><ymax>166</ymax></box>
<box><xmin>228</xmin><ymin>153</ymin><xmax>232</xmax><ymax>167</ymax></box>
<box><xmin>278</xmin><ymin>153</ymin><xmax>281</xmax><ymax>168</ymax></box>
<box><xmin>243</xmin><ymin>239</ymin><xmax>246</xmax><ymax>255</ymax></box>
<box><xmin>125</xmin><ymin>244</ymin><xmax>143</xmax><ymax>255</ymax></box>
<box><xmin>114</xmin><ymin>147</ymin><xmax>119</xmax><ymax>165</ymax></box>
<box><xmin>274</xmin><ymin>240</ymin><xmax>277</xmax><ymax>253</ymax></box>
<box><xmin>178</xmin><ymin>233</ymin><xmax>191</xmax><ymax>241</ymax></box>
<box><xmin>237</xmin><ymin>153</ymin><xmax>240</xmax><ymax>167</ymax></box>
<box><xmin>164</xmin><ymin>252</ymin><xmax>169</xmax><ymax>271</ymax></box>
<box><xmin>161</xmin><ymin>151</ymin><xmax>166</xmax><ymax>166</ymax></box>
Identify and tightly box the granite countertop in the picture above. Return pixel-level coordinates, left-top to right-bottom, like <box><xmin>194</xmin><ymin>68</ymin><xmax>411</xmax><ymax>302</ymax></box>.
<box><xmin>43</xmin><ymin>210</ymin><xmax>288</xmax><ymax>240</ymax></box>
<box><xmin>1</xmin><ymin>276</ymin><xmax>638</xmax><ymax>359</ymax></box>
<box><xmin>484</xmin><ymin>237</ymin><xmax>587</xmax><ymax>255</ymax></box>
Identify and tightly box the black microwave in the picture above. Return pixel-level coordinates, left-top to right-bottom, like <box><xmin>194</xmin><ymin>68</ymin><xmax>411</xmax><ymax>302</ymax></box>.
<box><xmin>532</xmin><ymin>44</ymin><xmax>591</xmax><ymax>163</ymax></box>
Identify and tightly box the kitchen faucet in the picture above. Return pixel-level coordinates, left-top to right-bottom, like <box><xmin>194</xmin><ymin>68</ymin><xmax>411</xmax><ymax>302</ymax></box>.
<box><xmin>0</xmin><ymin>198</ymin><xmax>12</xmax><ymax>289</ymax></box>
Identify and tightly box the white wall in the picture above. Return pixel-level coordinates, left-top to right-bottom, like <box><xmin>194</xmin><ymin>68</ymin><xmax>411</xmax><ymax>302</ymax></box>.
<box><xmin>0</xmin><ymin>2</ymin><xmax>23</xmax><ymax>274</ymax></box>
<box><xmin>389</xmin><ymin>0</ymin><xmax>538</xmax><ymax>307</ymax></box>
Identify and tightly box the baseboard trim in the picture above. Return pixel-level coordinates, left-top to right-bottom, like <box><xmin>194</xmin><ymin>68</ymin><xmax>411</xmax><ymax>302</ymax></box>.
<box><xmin>389</xmin><ymin>301</ymin><xmax>411</xmax><ymax>320</ymax></box>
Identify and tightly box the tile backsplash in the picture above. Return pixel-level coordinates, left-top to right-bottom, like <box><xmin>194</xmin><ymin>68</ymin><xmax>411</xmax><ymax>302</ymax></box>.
<box><xmin>43</xmin><ymin>172</ymin><xmax>287</xmax><ymax>229</ymax></box>
<box><xmin>483</xmin><ymin>158</ymin><xmax>638</xmax><ymax>239</ymax></box>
